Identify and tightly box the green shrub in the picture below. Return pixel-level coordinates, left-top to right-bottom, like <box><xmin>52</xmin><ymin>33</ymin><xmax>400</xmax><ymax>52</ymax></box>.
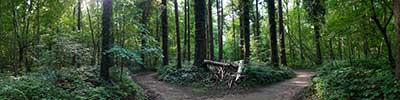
<box><xmin>240</xmin><ymin>65</ymin><xmax>296</xmax><ymax>87</ymax></box>
<box><xmin>157</xmin><ymin>64</ymin><xmax>211</xmax><ymax>86</ymax></box>
<box><xmin>0</xmin><ymin>66</ymin><xmax>145</xmax><ymax>100</ymax></box>
<box><xmin>157</xmin><ymin>63</ymin><xmax>295</xmax><ymax>88</ymax></box>
<box><xmin>311</xmin><ymin>60</ymin><xmax>400</xmax><ymax>100</ymax></box>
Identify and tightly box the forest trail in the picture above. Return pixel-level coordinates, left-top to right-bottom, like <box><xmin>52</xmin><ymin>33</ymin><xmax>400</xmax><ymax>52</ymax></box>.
<box><xmin>131</xmin><ymin>70</ymin><xmax>315</xmax><ymax>100</ymax></box>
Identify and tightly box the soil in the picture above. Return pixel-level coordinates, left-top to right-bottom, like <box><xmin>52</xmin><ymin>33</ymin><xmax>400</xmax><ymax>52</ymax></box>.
<box><xmin>131</xmin><ymin>70</ymin><xmax>316</xmax><ymax>100</ymax></box>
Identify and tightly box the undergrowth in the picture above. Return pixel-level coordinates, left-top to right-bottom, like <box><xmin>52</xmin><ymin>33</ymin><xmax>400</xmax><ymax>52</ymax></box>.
<box><xmin>0</xmin><ymin>66</ymin><xmax>145</xmax><ymax>100</ymax></box>
<box><xmin>310</xmin><ymin>59</ymin><xmax>400</xmax><ymax>100</ymax></box>
<box><xmin>157</xmin><ymin>63</ymin><xmax>295</xmax><ymax>89</ymax></box>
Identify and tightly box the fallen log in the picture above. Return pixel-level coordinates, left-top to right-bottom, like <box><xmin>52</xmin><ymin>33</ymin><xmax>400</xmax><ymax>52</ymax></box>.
<box><xmin>203</xmin><ymin>60</ymin><xmax>238</xmax><ymax>68</ymax></box>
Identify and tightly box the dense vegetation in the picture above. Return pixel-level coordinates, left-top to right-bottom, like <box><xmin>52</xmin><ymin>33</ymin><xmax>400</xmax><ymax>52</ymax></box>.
<box><xmin>1</xmin><ymin>0</ymin><xmax>400</xmax><ymax>99</ymax></box>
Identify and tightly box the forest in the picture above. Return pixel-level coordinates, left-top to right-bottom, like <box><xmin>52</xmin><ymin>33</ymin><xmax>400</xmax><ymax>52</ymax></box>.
<box><xmin>1</xmin><ymin>0</ymin><xmax>400</xmax><ymax>99</ymax></box>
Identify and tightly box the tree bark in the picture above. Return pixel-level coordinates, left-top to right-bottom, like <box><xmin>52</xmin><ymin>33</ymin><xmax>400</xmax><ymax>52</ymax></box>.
<box><xmin>194</xmin><ymin>0</ymin><xmax>207</xmax><ymax>67</ymax></box>
<box><xmin>315</xmin><ymin>25</ymin><xmax>322</xmax><ymax>65</ymax></box>
<box><xmin>12</xmin><ymin>0</ymin><xmax>19</xmax><ymax>77</ymax></box>
<box><xmin>188</xmin><ymin>0</ymin><xmax>191</xmax><ymax>62</ymax></box>
<box><xmin>278</xmin><ymin>0</ymin><xmax>287</xmax><ymax>65</ymax></box>
<box><xmin>87</xmin><ymin>7</ymin><xmax>97</xmax><ymax>65</ymax></box>
<box><xmin>393</xmin><ymin>0</ymin><xmax>400</xmax><ymax>80</ymax></box>
<box><xmin>208</xmin><ymin>0</ymin><xmax>214</xmax><ymax>60</ymax></box>
<box><xmin>174</xmin><ymin>0</ymin><xmax>182</xmax><ymax>68</ymax></box>
<box><xmin>268</xmin><ymin>0</ymin><xmax>278</xmax><ymax>66</ymax></box>
<box><xmin>162</xmin><ymin>0</ymin><xmax>169</xmax><ymax>66</ymax></box>
<box><xmin>77</xmin><ymin>0</ymin><xmax>82</xmax><ymax>31</ymax></box>
<box><xmin>217</xmin><ymin>0</ymin><xmax>223</xmax><ymax>61</ymax></box>
<box><xmin>184</xmin><ymin>0</ymin><xmax>188</xmax><ymax>61</ymax></box>
<box><xmin>100</xmin><ymin>0</ymin><xmax>113</xmax><ymax>82</ymax></box>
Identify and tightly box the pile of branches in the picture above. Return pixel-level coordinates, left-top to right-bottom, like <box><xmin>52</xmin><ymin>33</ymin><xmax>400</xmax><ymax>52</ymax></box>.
<box><xmin>203</xmin><ymin>60</ymin><xmax>245</xmax><ymax>88</ymax></box>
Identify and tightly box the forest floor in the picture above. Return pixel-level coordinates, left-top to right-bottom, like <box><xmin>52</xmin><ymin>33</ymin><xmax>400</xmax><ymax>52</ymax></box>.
<box><xmin>131</xmin><ymin>70</ymin><xmax>315</xmax><ymax>100</ymax></box>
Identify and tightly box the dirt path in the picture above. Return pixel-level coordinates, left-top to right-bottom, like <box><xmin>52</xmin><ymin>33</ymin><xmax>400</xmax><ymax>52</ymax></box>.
<box><xmin>132</xmin><ymin>70</ymin><xmax>315</xmax><ymax>100</ymax></box>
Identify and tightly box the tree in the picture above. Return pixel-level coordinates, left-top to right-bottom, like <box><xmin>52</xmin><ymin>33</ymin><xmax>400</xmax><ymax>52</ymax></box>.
<box><xmin>194</xmin><ymin>0</ymin><xmax>207</xmax><ymax>67</ymax></box>
<box><xmin>11</xmin><ymin>0</ymin><xmax>19</xmax><ymax>77</ymax></box>
<box><xmin>174</xmin><ymin>0</ymin><xmax>182</xmax><ymax>68</ymax></box>
<box><xmin>100</xmin><ymin>0</ymin><xmax>114</xmax><ymax>81</ymax></box>
<box><xmin>140</xmin><ymin>0</ymin><xmax>151</xmax><ymax>69</ymax></box>
<box><xmin>208</xmin><ymin>0</ymin><xmax>214</xmax><ymax>60</ymax></box>
<box><xmin>77</xmin><ymin>0</ymin><xmax>82</xmax><ymax>31</ymax></box>
<box><xmin>218</xmin><ymin>0</ymin><xmax>224</xmax><ymax>61</ymax></box>
<box><xmin>278</xmin><ymin>0</ymin><xmax>287</xmax><ymax>65</ymax></box>
<box><xmin>304</xmin><ymin>0</ymin><xmax>325</xmax><ymax>65</ymax></box>
<box><xmin>267</xmin><ymin>0</ymin><xmax>278</xmax><ymax>66</ymax></box>
<box><xmin>240</xmin><ymin>0</ymin><xmax>251</xmax><ymax>63</ymax></box>
<box><xmin>394</xmin><ymin>0</ymin><xmax>400</xmax><ymax>80</ymax></box>
<box><xmin>161</xmin><ymin>0</ymin><xmax>169</xmax><ymax>66</ymax></box>
<box><xmin>370</xmin><ymin>0</ymin><xmax>394</xmax><ymax>68</ymax></box>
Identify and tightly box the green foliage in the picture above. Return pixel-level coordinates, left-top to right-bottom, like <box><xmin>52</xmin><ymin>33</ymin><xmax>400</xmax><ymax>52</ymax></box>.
<box><xmin>240</xmin><ymin>65</ymin><xmax>296</xmax><ymax>87</ymax></box>
<box><xmin>157</xmin><ymin>64</ymin><xmax>211</xmax><ymax>86</ymax></box>
<box><xmin>0</xmin><ymin>66</ymin><xmax>145</xmax><ymax>100</ymax></box>
<box><xmin>311</xmin><ymin>60</ymin><xmax>400</xmax><ymax>100</ymax></box>
<box><xmin>157</xmin><ymin>63</ymin><xmax>295</xmax><ymax>88</ymax></box>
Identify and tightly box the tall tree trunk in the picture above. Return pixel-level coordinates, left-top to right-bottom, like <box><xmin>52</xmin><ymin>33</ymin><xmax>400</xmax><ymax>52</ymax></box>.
<box><xmin>140</xmin><ymin>0</ymin><xmax>151</xmax><ymax>69</ymax></box>
<box><xmin>208</xmin><ymin>0</ymin><xmax>214</xmax><ymax>60</ymax></box>
<box><xmin>12</xmin><ymin>0</ymin><xmax>19</xmax><ymax>77</ymax></box>
<box><xmin>87</xmin><ymin>7</ymin><xmax>97</xmax><ymax>65</ymax></box>
<box><xmin>100</xmin><ymin>0</ymin><xmax>113</xmax><ymax>82</ymax></box>
<box><xmin>315</xmin><ymin>25</ymin><xmax>322</xmax><ymax>65</ymax></box>
<box><xmin>232</xmin><ymin>0</ymin><xmax>238</xmax><ymax>60</ymax></box>
<box><xmin>174</xmin><ymin>0</ymin><xmax>182</xmax><ymax>68</ymax></box>
<box><xmin>268</xmin><ymin>0</ymin><xmax>278</xmax><ymax>66</ymax></box>
<box><xmin>241</xmin><ymin>0</ymin><xmax>250</xmax><ymax>63</ymax></box>
<box><xmin>162</xmin><ymin>0</ymin><xmax>169</xmax><ymax>66</ymax></box>
<box><xmin>217</xmin><ymin>0</ymin><xmax>224</xmax><ymax>61</ymax></box>
<box><xmin>194</xmin><ymin>0</ymin><xmax>207</xmax><ymax>67</ymax></box>
<box><xmin>188</xmin><ymin>0</ymin><xmax>191</xmax><ymax>62</ymax></box>
<box><xmin>183</xmin><ymin>0</ymin><xmax>188</xmax><ymax>61</ymax></box>
<box><xmin>296</xmin><ymin>0</ymin><xmax>305</xmax><ymax>63</ymax></box>
<box><xmin>278</xmin><ymin>0</ymin><xmax>286</xmax><ymax>65</ymax></box>
<box><xmin>393</xmin><ymin>0</ymin><xmax>400</xmax><ymax>80</ymax></box>
<box><xmin>297</xmin><ymin>0</ymin><xmax>304</xmax><ymax>62</ymax></box>
<box><xmin>77</xmin><ymin>0</ymin><xmax>82</xmax><ymax>31</ymax></box>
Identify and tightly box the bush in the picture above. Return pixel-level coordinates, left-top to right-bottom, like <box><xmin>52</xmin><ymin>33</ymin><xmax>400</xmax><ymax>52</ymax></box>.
<box><xmin>157</xmin><ymin>63</ymin><xmax>295</xmax><ymax>88</ymax></box>
<box><xmin>311</xmin><ymin>60</ymin><xmax>400</xmax><ymax>100</ymax></box>
<box><xmin>0</xmin><ymin>66</ymin><xmax>145</xmax><ymax>100</ymax></box>
<box><xmin>240</xmin><ymin>64</ymin><xmax>296</xmax><ymax>87</ymax></box>
<box><xmin>157</xmin><ymin>64</ymin><xmax>211</xmax><ymax>86</ymax></box>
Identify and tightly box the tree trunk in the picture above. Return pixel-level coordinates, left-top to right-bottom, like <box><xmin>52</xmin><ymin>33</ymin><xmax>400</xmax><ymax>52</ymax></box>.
<box><xmin>12</xmin><ymin>0</ymin><xmax>19</xmax><ymax>77</ymax></box>
<box><xmin>77</xmin><ymin>0</ymin><xmax>82</xmax><ymax>31</ymax></box>
<box><xmin>241</xmin><ymin>0</ymin><xmax>250</xmax><ymax>63</ymax></box>
<box><xmin>296</xmin><ymin>0</ymin><xmax>304</xmax><ymax>63</ymax></box>
<box><xmin>393</xmin><ymin>0</ymin><xmax>400</xmax><ymax>80</ymax></box>
<box><xmin>100</xmin><ymin>0</ymin><xmax>113</xmax><ymax>82</ymax></box>
<box><xmin>278</xmin><ymin>0</ymin><xmax>286</xmax><ymax>65</ymax></box>
<box><xmin>140</xmin><ymin>0</ymin><xmax>151</xmax><ymax>69</ymax></box>
<box><xmin>315</xmin><ymin>25</ymin><xmax>322</xmax><ymax>65</ymax></box>
<box><xmin>267</xmin><ymin>0</ymin><xmax>278</xmax><ymax>66</ymax></box>
<box><xmin>194</xmin><ymin>0</ymin><xmax>207</xmax><ymax>67</ymax></box>
<box><xmin>184</xmin><ymin>0</ymin><xmax>188</xmax><ymax>61</ymax></box>
<box><xmin>188</xmin><ymin>0</ymin><xmax>191</xmax><ymax>62</ymax></box>
<box><xmin>174</xmin><ymin>0</ymin><xmax>182</xmax><ymax>68</ymax></box>
<box><xmin>208</xmin><ymin>0</ymin><xmax>214</xmax><ymax>60</ymax></box>
<box><xmin>162</xmin><ymin>0</ymin><xmax>169</xmax><ymax>66</ymax></box>
<box><xmin>87</xmin><ymin>7</ymin><xmax>97</xmax><ymax>65</ymax></box>
<box><xmin>217</xmin><ymin>0</ymin><xmax>223</xmax><ymax>61</ymax></box>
